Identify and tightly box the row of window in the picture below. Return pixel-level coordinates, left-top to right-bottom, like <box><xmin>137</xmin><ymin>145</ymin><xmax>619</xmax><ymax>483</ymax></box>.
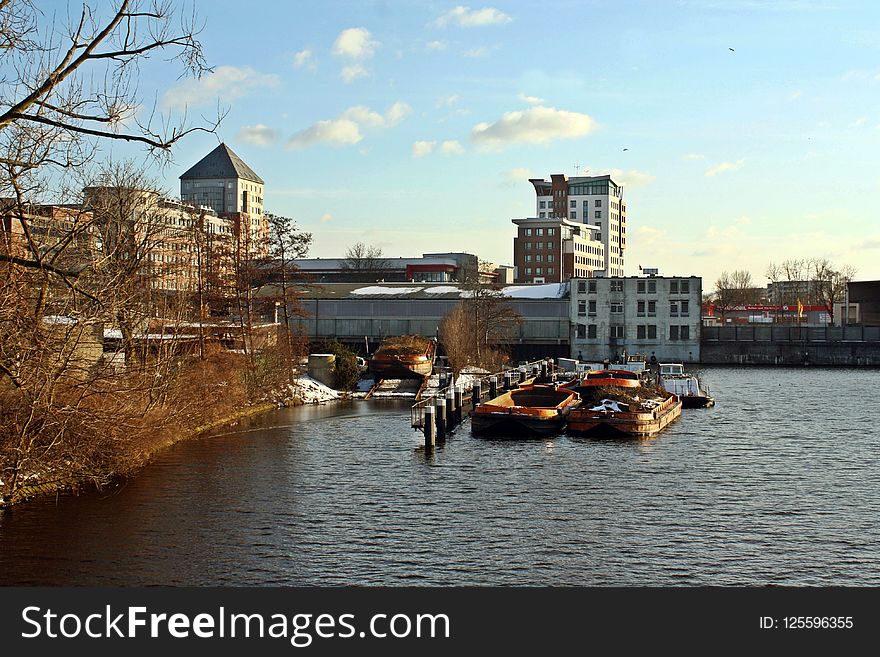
<box><xmin>523</xmin><ymin>227</ymin><xmax>556</xmax><ymax>237</ymax></box>
<box><xmin>636</xmin><ymin>279</ymin><xmax>691</xmax><ymax>294</ymax></box>
<box><xmin>523</xmin><ymin>241</ymin><xmax>555</xmax><ymax>250</ymax></box>
<box><xmin>574</xmin><ymin>325</ymin><xmax>692</xmax><ymax>340</ymax></box>
<box><xmin>524</xmin><ymin>254</ymin><xmax>554</xmax><ymax>263</ymax></box>
<box><xmin>524</xmin><ymin>267</ymin><xmax>554</xmax><ymax>276</ymax></box>
<box><xmin>577</xmin><ymin>280</ymin><xmax>624</xmax><ymax>293</ymax></box>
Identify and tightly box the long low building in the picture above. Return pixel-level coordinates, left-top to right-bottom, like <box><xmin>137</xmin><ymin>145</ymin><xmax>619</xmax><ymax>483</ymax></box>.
<box><xmin>280</xmin><ymin>282</ymin><xmax>572</xmax><ymax>360</ymax></box>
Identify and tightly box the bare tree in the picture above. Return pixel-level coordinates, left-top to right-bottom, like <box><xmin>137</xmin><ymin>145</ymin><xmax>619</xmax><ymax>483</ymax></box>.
<box><xmin>341</xmin><ymin>241</ymin><xmax>389</xmax><ymax>278</ymax></box>
<box><xmin>809</xmin><ymin>258</ymin><xmax>856</xmax><ymax>326</ymax></box>
<box><xmin>712</xmin><ymin>270</ymin><xmax>757</xmax><ymax>319</ymax></box>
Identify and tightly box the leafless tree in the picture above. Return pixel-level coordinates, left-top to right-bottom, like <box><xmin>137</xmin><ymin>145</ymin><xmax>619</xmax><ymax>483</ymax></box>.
<box><xmin>713</xmin><ymin>270</ymin><xmax>759</xmax><ymax>319</ymax></box>
<box><xmin>341</xmin><ymin>241</ymin><xmax>389</xmax><ymax>278</ymax></box>
<box><xmin>809</xmin><ymin>258</ymin><xmax>856</xmax><ymax>326</ymax></box>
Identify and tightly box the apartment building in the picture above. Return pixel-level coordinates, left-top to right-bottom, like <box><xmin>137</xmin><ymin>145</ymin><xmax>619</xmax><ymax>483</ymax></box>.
<box><xmin>529</xmin><ymin>173</ymin><xmax>626</xmax><ymax>276</ymax></box>
<box><xmin>512</xmin><ymin>216</ymin><xmax>605</xmax><ymax>284</ymax></box>
<box><xmin>570</xmin><ymin>274</ymin><xmax>702</xmax><ymax>362</ymax></box>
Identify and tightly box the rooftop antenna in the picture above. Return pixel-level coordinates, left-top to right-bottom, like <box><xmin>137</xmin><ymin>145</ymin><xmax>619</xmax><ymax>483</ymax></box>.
<box><xmin>573</xmin><ymin>162</ymin><xmax>581</xmax><ymax>175</ymax></box>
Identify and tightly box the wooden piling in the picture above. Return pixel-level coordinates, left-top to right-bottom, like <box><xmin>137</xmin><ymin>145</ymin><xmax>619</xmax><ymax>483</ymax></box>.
<box><xmin>454</xmin><ymin>386</ymin><xmax>463</xmax><ymax>424</ymax></box>
<box><xmin>540</xmin><ymin>361</ymin><xmax>547</xmax><ymax>378</ymax></box>
<box><xmin>488</xmin><ymin>376</ymin><xmax>497</xmax><ymax>400</ymax></box>
<box><xmin>471</xmin><ymin>382</ymin><xmax>481</xmax><ymax>412</ymax></box>
<box><xmin>436</xmin><ymin>397</ymin><xmax>446</xmax><ymax>440</ymax></box>
<box><xmin>519</xmin><ymin>368</ymin><xmax>526</xmax><ymax>383</ymax></box>
<box><xmin>445</xmin><ymin>388</ymin><xmax>455</xmax><ymax>431</ymax></box>
<box><xmin>424</xmin><ymin>402</ymin><xmax>436</xmax><ymax>447</ymax></box>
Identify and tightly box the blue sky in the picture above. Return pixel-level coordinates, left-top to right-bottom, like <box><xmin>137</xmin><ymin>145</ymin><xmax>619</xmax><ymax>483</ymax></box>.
<box><xmin>123</xmin><ymin>0</ymin><xmax>880</xmax><ymax>286</ymax></box>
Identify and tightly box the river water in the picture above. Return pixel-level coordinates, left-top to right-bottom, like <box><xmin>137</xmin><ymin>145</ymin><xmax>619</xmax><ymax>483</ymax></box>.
<box><xmin>1</xmin><ymin>366</ymin><xmax>878</xmax><ymax>586</ymax></box>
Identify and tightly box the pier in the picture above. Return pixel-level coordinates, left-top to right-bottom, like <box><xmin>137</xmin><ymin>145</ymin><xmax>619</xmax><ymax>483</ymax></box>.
<box><xmin>411</xmin><ymin>358</ymin><xmax>559</xmax><ymax>448</ymax></box>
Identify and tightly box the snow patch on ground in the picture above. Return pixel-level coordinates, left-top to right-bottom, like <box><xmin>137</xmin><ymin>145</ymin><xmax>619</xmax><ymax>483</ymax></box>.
<box><xmin>288</xmin><ymin>375</ymin><xmax>340</xmax><ymax>404</ymax></box>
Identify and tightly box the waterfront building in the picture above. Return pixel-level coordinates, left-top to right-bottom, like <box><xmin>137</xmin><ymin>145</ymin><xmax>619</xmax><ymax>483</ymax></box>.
<box><xmin>569</xmin><ymin>273</ymin><xmax>702</xmax><ymax>363</ymax></box>
<box><xmin>529</xmin><ymin>173</ymin><xmax>626</xmax><ymax>276</ymax></box>
<box><xmin>511</xmin><ymin>216</ymin><xmax>605</xmax><ymax>284</ymax></box>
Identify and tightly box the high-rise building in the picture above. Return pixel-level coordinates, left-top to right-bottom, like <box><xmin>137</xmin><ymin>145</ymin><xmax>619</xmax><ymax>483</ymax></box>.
<box><xmin>528</xmin><ymin>174</ymin><xmax>626</xmax><ymax>276</ymax></box>
<box><xmin>511</xmin><ymin>216</ymin><xmax>605</xmax><ymax>284</ymax></box>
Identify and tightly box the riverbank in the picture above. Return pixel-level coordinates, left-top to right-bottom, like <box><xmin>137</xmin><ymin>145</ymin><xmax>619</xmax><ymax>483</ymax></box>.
<box><xmin>0</xmin><ymin>373</ymin><xmax>343</xmax><ymax>509</ymax></box>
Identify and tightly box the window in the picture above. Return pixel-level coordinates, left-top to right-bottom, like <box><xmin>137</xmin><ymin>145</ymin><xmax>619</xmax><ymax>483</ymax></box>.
<box><xmin>648</xmin><ymin>280</ymin><xmax>657</xmax><ymax>294</ymax></box>
<box><xmin>588</xmin><ymin>280</ymin><xmax>597</xmax><ymax>293</ymax></box>
<box><xmin>610</xmin><ymin>325</ymin><xmax>625</xmax><ymax>338</ymax></box>
<box><xmin>681</xmin><ymin>325</ymin><xmax>690</xmax><ymax>340</ymax></box>
<box><xmin>537</xmin><ymin>228</ymin><xmax>544</xmax><ymax>236</ymax></box>
<box><xmin>578</xmin><ymin>281</ymin><xmax>586</xmax><ymax>294</ymax></box>
<box><xmin>588</xmin><ymin>300</ymin><xmax>597</xmax><ymax>315</ymax></box>
<box><xmin>681</xmin><ymin>280</ymin><xmax>690</xmax><ymax>294</ymax></box>
<box><xmin>637</xmin><ymin>300</ymin><xmax>645</xmax><ymax>316</ymax></box>
<box><xmin>525</xmin><ymin>255</ymin><xmax>532</xmax><ymax>262</ymax></box>
<box><xmin>536</xmin><ymin>254</ymin><xmax>543</xmax><ymax>262</ymax></box>
<box><xmin>648</xmin><ymin>325</ymin><xmax>657</xmax><ymax>339</ymax></box>
<box><xmin>525</xmin><ymin>242</ymin><xmax>532</xmax><ymax>250</ymax></box>
<box><xmin>610</xmin><ymin>280</ymin><xmax>623</xmax><ymax>292</ymax></box>
<box><xmin>570</xmin><ymin>212</ymin><xmax>576</xmax><ymax>220</ymax></box>
<box><xmin>548</xmin><ymin>254</ymin><xmax>555</xmax><ymax>262</ymax></box>
<box><xmin>611</xmin><ymin>302</ymin><xmax>623</xmax><ymax>313</ymax></box>
<box><xmin>681</xmin><ymin>301</ymin><xmax>690</xmax><ymax>316</ymax></box>
<box><xmin>670</xmin><ymin>301</ymin><xmax>679</xmax><ymax>316</ymax></box>
<box><xmin>576</xmin><ymin>324</ymin><xmax>586</xmax><ymax>339</ymax></box>
<box><xmin>670</xmin><ymin>281</ymin><xmax>679</xmax><ymax>294</ymax></box>
<box><xmin>595</xmin><ymin>199</ymin><xmax>602</xmax><ymax>207</ymax></box>
<box><xmin>588</xmin><ymin>324</ymin><xmax>597</xmax><ymax>339</ymax></box>
<box><xmin>539</xmin><ymin>212</ymin><xmax>545</xmax><ymax>218</ymax></box>
<box><xmin>637</xmin><ymin>325</ymin><xmax>646</xmax><ymax>339</ymax></box>
<box><xmin>547</xmin><ymin>228</ymin><xmax>555</xmax><ymax>236</ymax></box>
<box><xmin>548</xmin><ymin>267</ymin><xmax>555</xmax><ymax>275</ymax></box>
<box><xmin>648</xmin><ymin>301</ymin><xmax>656</xmax><ymax>316</ymax></box>
<box><xmin>570</xmin><ymin>200</ymin><xmax>577</xmax><ymax>208</ymax></box>
<box><xmin>525</xmin><ymin>267</ymin><xmax>532</xmax><ymax>275</ymax></box>
<box><xmin>526</xmin><ymin>228</ymin><xmax>532</xmax><ymax>236</ymax></box>
<box><xmin>540</xmin><ymin>201</ymin><xmax>546</xmax><ymax>208</ymax></box>
<box><xmin>670</xmin><ymin>325</ymin><xmax>679</xmax><ymax>340</ymax></box>
<box><xmin>536</xmin><ymin>267</ymin><xmax>543</xmax><ymax>275</ymax></box>
<box><xmin>595</xmin><ymin>210</ymin><xmax>602</xmax><ymax>219</ymax></box>
<box><xmin>578</xmin><ymin>300</ymin><xmax>586</xmax><ymax>316</ymax></box>
<box><xmin>637</xmin><ymin>280</ymin><xmax>646</xmax><ymax>293</ymax></box>
<box><xmin>536</xmin><ymin>242</ymin><xmax>544</xmax><ymax>250</ymax></box>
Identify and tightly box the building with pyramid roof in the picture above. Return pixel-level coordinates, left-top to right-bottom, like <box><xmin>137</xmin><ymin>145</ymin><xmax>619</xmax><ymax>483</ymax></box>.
<box><xmin>179</xmin><ymin>143</ymin><xmax>264</xmax><ymax>217</ymax></box>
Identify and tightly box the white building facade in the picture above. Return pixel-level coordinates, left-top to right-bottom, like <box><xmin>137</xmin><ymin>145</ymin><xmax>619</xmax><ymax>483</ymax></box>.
<box><xmin>570</xmin><ymin>275</ymin><xmax>702</xmax><ymax>363</ymax></box>
<box><xmin>530</xmin><ymin>174</ymin><xmax>626</xmax><ymax>276</ymax></box>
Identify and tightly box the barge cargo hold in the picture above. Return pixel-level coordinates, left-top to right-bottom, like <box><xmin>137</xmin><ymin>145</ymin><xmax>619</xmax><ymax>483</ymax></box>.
<box><xmin>471</xmin><ymin>384</ymin><xmax>580</xmax><ymax>437</ymax></box>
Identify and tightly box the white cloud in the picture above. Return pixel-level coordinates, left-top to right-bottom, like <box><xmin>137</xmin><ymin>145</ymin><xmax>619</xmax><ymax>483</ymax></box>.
<box><xmin>602</xmin><ymin>168</ymin><xmax>655</xmax><ymax>189</ymax></box>
<box><xmin>636</xmin><ymin>226</ymin><xmax>667</xmax><ymax>247</ymax></box>
<box><xmin>163</xmin><ymin>65</ymin><xmax>280</xmax><ymax>109</ymax></box>
<box><xmin>850</xmin><ymin>116</ymin><xmax>868</xmax><ymax>128</ymax></box>
<box><xmin>288</xmin><ymin>102</ymin><xmax>411</xmax><ymax>150</ymax></box>
<box><xmin>412</xmin><ymin>141</ymin><xmax>436</xmax><ymax>158</ymax></box>
<box><xmin>471</xmin><ymin>106</ymin><xmax>597</xmax><ymax>148</ymax></box>
<box><xmin>426</xmin><ymin>40</ymin><xmax>448</xmax><ymax>51</ymax></box>
<box><xmin>519</xmin><ymin>93</ymin><xmax>544</xmax><ymax>105</ymax></box>
<box><xmin>333</xmin><ymin>27</ymin><xmax>378</xmax><ymax>59</ymax></box>
<box><xmin>435</xmin><ymin>6</ymin><xmax>513</xmax><ymax>27</ymax></box>
<box><xmin>320</xmin><ymin>213</ymin><xmax>334</xmax><ymax>223</ymax></box>
<box><xmin>463</xmin><ymin>46</ymin><xmax>491</xmax><ymax>57</ymax></box>
<box><xmin>504</xmin><ymin>167</ymin><xmax>533</xmax><ymax>183</ymax></box>
<box><xmin>292</xmin><ymin>48</ymin><xmax>316</xmax><ymax>70</ymax></box>
<box><xmin>705</xmin><ymin>159</ymin><xmax>745</xmax><ymax>176</ymax></box>
<box><xmin>683</xmin><ymin>153</ymin><xmax>705</xmax><ymax>160</ymax></box>
<box><xmin>288</xmin><ymin>119</ymin><xmax>362</xmax><ymax>150</ymax></box>
<box><xmin>440</xmin><ymin>140</ymin><xmax>464</xmax><ymax>155</ymax></box>
<box><xmin>237</xmin><ymin>124</ymin><xmax>280</xmax><ymax>147</ymax></box>
<box><xmin>341</xmin><ymin>63</ymin><xmax>369</xmax><ymax>83</ymax></box>
<box><xmin>437</xmin><ymin>94</ymin><xmax>460</xmax><ymax>107</ymax></box>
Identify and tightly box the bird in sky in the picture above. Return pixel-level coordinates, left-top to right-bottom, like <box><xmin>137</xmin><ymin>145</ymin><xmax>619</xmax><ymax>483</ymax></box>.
<box><xmin>622</xmin><ymin>148</ymin><xmax>628</xmax><ymax>151</ymax></box>
<box><xmin>729</xmin><ymin>47</ymin><xmax>735</xmax><ymax>52</ymax></box>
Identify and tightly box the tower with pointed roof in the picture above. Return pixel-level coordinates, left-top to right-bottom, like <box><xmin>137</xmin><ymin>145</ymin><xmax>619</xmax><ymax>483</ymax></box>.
<box><xmin>179</xmin><ymin>143</ymin><xmax>264</xmax><ymax>217</ymax></box>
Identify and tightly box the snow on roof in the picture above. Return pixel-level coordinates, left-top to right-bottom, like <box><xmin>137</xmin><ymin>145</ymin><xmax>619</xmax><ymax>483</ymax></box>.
<box><xmin>422</xmin><ymin>285</ymin><xmax>460</xmax><ymax>294</ymax></box>
<box><xmin>351</xmin><ymin>286</ymin><xmax>424</xmax><ymax>295</ymax></box>
<box><xmin>42</xmin><ymin>315</ymin><xmax>78</xmax><ymax>325</ymax></box>
<box><xmin>499</xmin><ymin>283</ymin><xmax>567</xmax><ymax>298</ymax></box>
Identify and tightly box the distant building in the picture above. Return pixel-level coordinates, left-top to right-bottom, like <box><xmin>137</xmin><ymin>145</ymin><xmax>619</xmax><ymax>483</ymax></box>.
<box><xmin>569</xmin><ymin>274</ymin><xmax>702</xmax><ymax>362</ymax></box>
<box><xmin>529</xmin><ymin>174</ymin><xmax>626</xmax><ymax>276</ymax></box>
<box><xmin>844</xmin><ymin>280</ymin><xmax>880</xmax><ymax>325</ymax></box>
<box><xmin>179</xmin><ymin>143</ymin><xmax>268</xmax><ymax>253</ymax></box>
<box><xmin>511</xmin><ymin>216</ymin><xmax>605</xmax><ymax>284</ymax></box>
<box><xmin>289</xmin><ymin>252</ymin><xmax>481</xmax><ymax>283</ymax></box>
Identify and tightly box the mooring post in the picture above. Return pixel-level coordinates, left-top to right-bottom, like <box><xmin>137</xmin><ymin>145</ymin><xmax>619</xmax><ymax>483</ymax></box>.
<box><xmin>424</xmin><ymin>402</ymin><xmax>435</xmax><ymax>447</ymax></box>
<box><xmin>540</xmin><ymin>361</ymin><xmax>547</xmax><ymax>378</ymax></box>
<box><xmin>436</xmin><ymin>397</ymin><xmax>446</xmax><ymax>441</ymax></box>
<box><xmin>454</xmin><ymin>385</ymin><xmax>463</xmax><ymax>424</ymax></box>
<box><xmin>445</xmin><ymin>387</ymin><xmax>455</xmax><ymax>431</ymax></box>
<box><xmin>439</xmin><ymin>371</ymin><xmax>447</xmax><ymax>390</ymax></box>
<box><xmin>489</xmin><ymin>376</ymin><xmax>497</xmax><ymax>400</ymax></box>
<box><xmin>519</xmin><ymin>368</ymin><xmax>526</xmax><ymax>383</ymax></box>
<box><xmin>471</xmin><ymin>381</ymin><xmax>481</xmax><ymax>412</ymax></box>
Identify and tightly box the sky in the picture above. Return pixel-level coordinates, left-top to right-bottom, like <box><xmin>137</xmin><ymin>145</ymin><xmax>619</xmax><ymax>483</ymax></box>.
<box><xmin>110</xmin><ymin>0</ymin><xmax>880</xmax><ymax>286</ymax></box>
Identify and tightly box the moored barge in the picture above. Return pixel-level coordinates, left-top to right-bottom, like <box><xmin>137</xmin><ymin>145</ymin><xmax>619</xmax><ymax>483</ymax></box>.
<box><xmin>471</xmin><ymin>384</ymin><xmax>580</xmax><ymax>437</ymax></box>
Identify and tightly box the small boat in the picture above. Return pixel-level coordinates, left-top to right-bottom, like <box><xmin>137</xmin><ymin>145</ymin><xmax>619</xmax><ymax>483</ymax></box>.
<box><xmin>657</xmin><ymin>363</ymin><xmax>715</xmax><ymax>408</ymax></box>
<box><xmin>369</xmin><ymin>335</ymin><xmax>436</xmax><ymax>379</ymax></box>
<box><xmin>565</xmin><ymin>369</ymin><xmax>682</xmax><ymax>437</ymax></box>
<box><xmin>471</xmin><ymin>384</ymin><xmax>581</xmax><ymax>437</ymax></box>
